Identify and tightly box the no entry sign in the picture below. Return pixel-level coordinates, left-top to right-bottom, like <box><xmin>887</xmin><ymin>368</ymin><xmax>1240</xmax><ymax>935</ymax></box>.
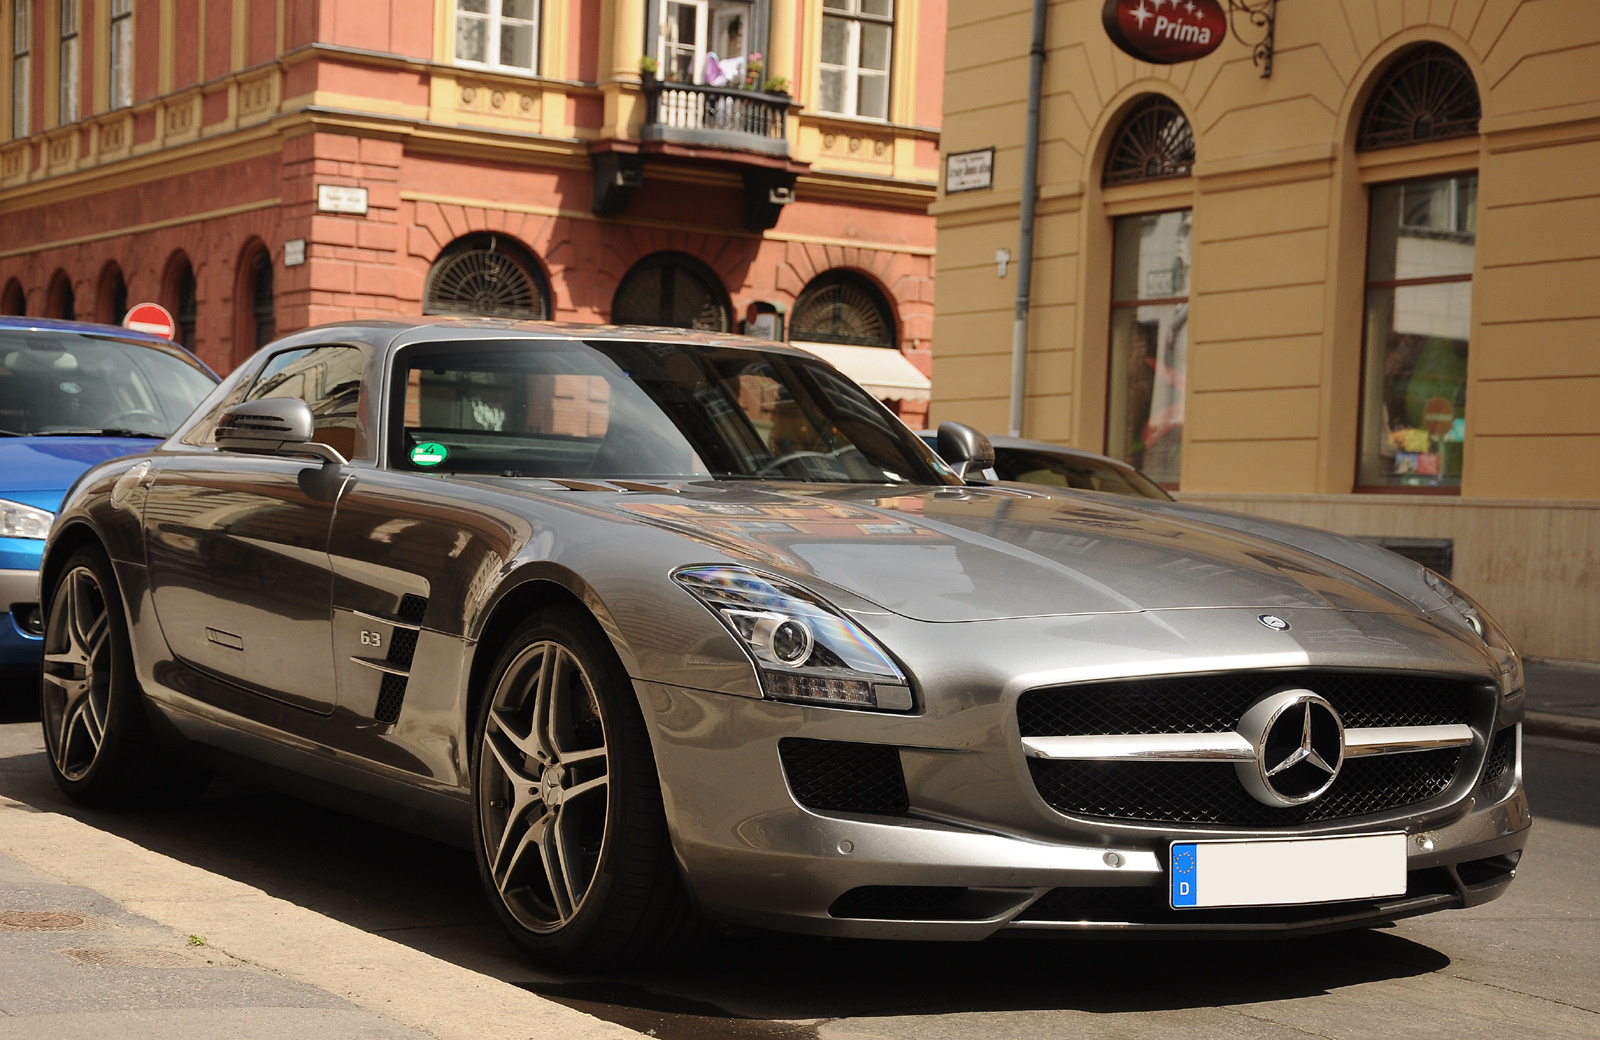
<box><xmin>1103</xmin><ymin>0</ymin><xmax>1227</xmax><ymax>65</ymax></box>
<box><xmin>123</xmin><ymin>302</ymin><xmax>176</xmax><ymax>340</ymax></box>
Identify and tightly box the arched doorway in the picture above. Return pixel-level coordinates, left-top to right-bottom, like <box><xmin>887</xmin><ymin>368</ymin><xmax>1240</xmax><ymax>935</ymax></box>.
<box><xmin>424</xmin><ymin>233</ymin><xmax>550</xmax><ymax>319</ymax></box>
<box><xmin>45</xmin><ymin>271</ymin><xmax>75</xmax><ymax>320</ymax></box>
<box><xmin>96</xmin><ymin>262</ymin><xmax>128</xmax><ymax>325</ymax></box>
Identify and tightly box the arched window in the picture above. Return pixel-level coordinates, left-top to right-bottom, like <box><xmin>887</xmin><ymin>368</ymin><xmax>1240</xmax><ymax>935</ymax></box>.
<box><xmin>1</xmin><ymin>279</ymin><xmax>24</xmax><ymax>316</ymax></box>
<box><xmin>1357</xmin><ymin>44</ymin><xmax>1480</xmax><ymax>152</ymax></box>
<box><xmin>46</xmin><ymin>271</ymin><xmax>75</xmax><ymax>320</ymax></box>
<box><xmin>232</xmin><ymin>240</ymin><xmax>275</xmax><ymax>364</ymax></box>
<box><xmin>790</xmin><ymin>272</ymin><xmax>896</xmax><ymax>347</ymax></box>
<box><xmin>250</xmin><ymin>248</ymin><xmax>275</xmax><ymax>349</ymax></box>
<box><xmin>163</xmin><ymin>253</ymin><xmax>198</xmax><ymax>351</ymax></box>
<box><xmin>1103</xmin><ymin>97</ymin><xmax>1194</xmax><ymax>187</ymax></box>
<box><xmin>611</xmin><ymin>253</ymin><xmax>730</xmax><ymax>331</ymax></box>
<box><xmin>424</xmin><ymin>233</ymin><xmax>550</xmax><ymax>319</ymax></box>
<box><xmin>96</xmin><ymin>262</ymin><xmax>128</xmax><ymax>325</ymax></box>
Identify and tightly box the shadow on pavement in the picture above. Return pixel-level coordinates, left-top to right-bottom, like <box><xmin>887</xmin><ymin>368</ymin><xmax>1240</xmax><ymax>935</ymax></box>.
<box><xmin>0</xmin><ymin>720</ymin><xmax>1454</xmax><ymax>1038</ymax></box>
<box><xmin>1522</xmin><ymin>736</ymin><xmax>1600</xmax><ymax>828</ymax></box>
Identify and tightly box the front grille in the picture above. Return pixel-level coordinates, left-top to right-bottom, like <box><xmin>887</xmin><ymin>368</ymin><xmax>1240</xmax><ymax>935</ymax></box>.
<box><xmin>779</xmin><ymin>738</ymin><xmax>908</xmax><ymax>814</ymax></box>
<box><xmin>1481</xmin><ymin>727</ymin><xmax>1515</xmax><ymax>784</ymax></box>
<box><xmin>829</xmin><ymin>886</ymin><xmax>967</xmax><ymax>919</ymax></box>
<box><xmin>1029</xmin><ymin>747</ymin><xmax>1464</xmax><ymax>827</ymax></box>
<box><xmin>1017</xmin><ymin>868</ymin><xmax>1458</xmax><ymax>924</ymax></box>
<box><xmin>374</xmin><ymin>672</ymin><xmax>408</xmax><ymax>725</ymax></box>
<box><xmin>397</xmin><ymin>594</ymin><xmax>429</xmax><ymax>626</ymax></box>
<box><xmin>1018</xmin><ymin>672</ymin><xmax>1479</xmax><ymax>737</ymax></box>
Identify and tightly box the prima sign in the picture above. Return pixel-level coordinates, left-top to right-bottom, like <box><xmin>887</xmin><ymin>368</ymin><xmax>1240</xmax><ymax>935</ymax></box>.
<box><xmin>1102</xmin><ymin>0</ymin><xmax>1227</xmax><ymax>65</ymax></box>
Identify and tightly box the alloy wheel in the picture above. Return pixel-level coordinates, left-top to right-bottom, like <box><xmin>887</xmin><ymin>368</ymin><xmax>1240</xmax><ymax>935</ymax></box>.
<box><xmin>41</xmin><ymin>565</ymin><xmax>113</xmax><ymax>782</ymax></box>
<box><xmin>478</xmin><ymin>640</ymin><xmax>610</xmax><ymax>933</ymax></box>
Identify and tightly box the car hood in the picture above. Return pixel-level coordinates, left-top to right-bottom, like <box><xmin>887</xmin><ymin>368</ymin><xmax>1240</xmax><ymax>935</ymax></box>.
<box><xmin>601</xmin><ymin>482</ymin><xmax>1423</xmax><ymax>622</ymax></box>
<box><xmin>0</xmin><ymin>436</ymin><xmax>158</xmax><ymax>511</ymax></box>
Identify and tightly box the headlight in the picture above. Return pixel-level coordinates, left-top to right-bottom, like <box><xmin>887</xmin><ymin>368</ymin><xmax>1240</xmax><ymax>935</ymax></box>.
<box><xmin>0</xmin><ymin>499</ymin><xmax>54</xmax><ymax>540</ymax></box>
<box><xmin>674</xmin><ymin>565</ymin><xmax>913</xmax><ymax>711</ymax></box>
<box><xmin>1423</xmin><ymin>570</ymin><xmax>1523</xmax><ymax>703</ymax></box>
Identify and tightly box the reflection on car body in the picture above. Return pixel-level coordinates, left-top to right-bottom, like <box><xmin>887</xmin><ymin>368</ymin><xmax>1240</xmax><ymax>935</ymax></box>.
<box><xmin>39</xmin><ymin>319</ymin><xmax>1528</xmax><ymax>968</ymax></box>
<box><xmin>916</xmin><ymin>431</ymin><xmax>1171</xmax><ymax>500</ymax></box>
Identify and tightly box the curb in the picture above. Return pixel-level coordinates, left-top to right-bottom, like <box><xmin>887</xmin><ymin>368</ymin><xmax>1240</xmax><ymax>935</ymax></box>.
<box><xmin>1523</xmin><ymin>711</ymin><xmax>1600</xmax><ymax>744</ymax></box>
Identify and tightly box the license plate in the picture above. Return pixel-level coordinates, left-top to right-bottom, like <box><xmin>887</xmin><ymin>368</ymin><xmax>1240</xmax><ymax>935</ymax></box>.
<box><xmin>1170</xmin><ymin>833</ymin><xmax>1407</xmax><ymax>909</ymax></box>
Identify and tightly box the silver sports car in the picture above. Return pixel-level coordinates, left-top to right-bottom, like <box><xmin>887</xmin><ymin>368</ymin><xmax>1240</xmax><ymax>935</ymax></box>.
<box><xmin>39</xmin><ymin>320</ymin><xmax>1529</xmax><ymax>967</ymax></box>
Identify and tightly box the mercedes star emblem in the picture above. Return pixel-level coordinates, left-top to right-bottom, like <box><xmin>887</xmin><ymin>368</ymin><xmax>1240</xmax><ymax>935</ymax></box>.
<box><xmin>1234</xmin><ymin>688</ymin><xmax>1345</xmax><ymax>807</ymax></box>
<box><xmin>1257</xmin><ymin>614</ymin><xmax>1290</xmax><ymax>631</ymax></box>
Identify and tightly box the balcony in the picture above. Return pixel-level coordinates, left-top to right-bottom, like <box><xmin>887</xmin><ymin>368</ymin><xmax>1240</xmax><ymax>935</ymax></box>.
<box><xmin>641</xmin><ymin>78</ymin><xmax>793</xmax><ymax>158</ymax></box>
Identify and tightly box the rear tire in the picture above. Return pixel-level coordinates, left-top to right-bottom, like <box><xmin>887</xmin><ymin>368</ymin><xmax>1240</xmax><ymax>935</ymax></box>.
<box><xmin>40</xmin><ymin>545</ymin><xmax>201</xmax><ymax>806</ymax></box>
<box><xmin>471</xmin><ymin>607</ymin><xmax>710</xmax><ymax>968</ymax></box>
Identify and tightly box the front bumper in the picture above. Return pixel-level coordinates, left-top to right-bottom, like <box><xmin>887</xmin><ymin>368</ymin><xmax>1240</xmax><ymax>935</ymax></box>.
<box><xmin>0</xmin><ymin>567</ymin><xmax>42</xmax><ymax>673</ymax></box>
<box><xmin>639</xmin><ymin>672</ymin><xmax>1530</xmax><ymax>941</ymax></box>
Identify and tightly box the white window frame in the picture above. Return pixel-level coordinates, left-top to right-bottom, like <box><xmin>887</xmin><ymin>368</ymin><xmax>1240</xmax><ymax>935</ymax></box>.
<box><xmin>453</xmin><ymin>0</ymin><xmax>540</xmax><ymax>76</ymax></box>
<box><xmin>109</xmin><ymin>0</ymin><xmax>131</xmax><ymax>109</ymax></box>
<box><xmin>657</xmin><ymin>0</ymin><xmax>708</xmax><ymax>84</ymax></box>
<box><xmin>58</xmin><ymin>0</ymin><xmax>79</xmax><ymax>124</ymax></box>
<box><xmin>818</xmin><ymin>0</ymin><xmax>893</xmax><ymax>121</ymax></box>
<box><xmin>12</xmin><ymin>2</ymin><xmax>31</xmax><ymax>138</ymax></box>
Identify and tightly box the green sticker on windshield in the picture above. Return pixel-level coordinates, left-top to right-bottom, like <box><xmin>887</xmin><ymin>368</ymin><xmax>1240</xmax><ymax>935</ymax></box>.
<box><xmin>410</xmin><ymin>441</ymin><xmax>449</xmax><ymax>467</ymax></box>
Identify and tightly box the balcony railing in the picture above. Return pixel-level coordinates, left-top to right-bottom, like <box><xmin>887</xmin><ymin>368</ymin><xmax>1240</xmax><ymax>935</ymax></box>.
<box><xmin>641</xmin><ymin>78</ymin><xmax>793</xmax><ymax>158</ymax></box>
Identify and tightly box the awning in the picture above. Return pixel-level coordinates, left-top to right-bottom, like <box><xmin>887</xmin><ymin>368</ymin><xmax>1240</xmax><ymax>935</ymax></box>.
<box><xmin>792</xmin><ymin>342</ymin><xmax>931</xmax><ymax>402</ymax></box>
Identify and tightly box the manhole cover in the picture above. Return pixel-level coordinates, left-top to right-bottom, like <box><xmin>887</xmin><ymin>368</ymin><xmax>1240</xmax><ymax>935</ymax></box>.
<box><xmin>0</xmin><ymin>911</ymin><xmax>87</xmax><ymax>931</ymax></box>
<box><xmin>59</xmin><ymin>947</ymin><xmax>204</xmax><ymax>967</ymax></box>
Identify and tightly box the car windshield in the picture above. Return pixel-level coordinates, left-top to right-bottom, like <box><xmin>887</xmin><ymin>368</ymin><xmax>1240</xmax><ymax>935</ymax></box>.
<box><xmin>0</xmin><ymin>331</ymin><xmax>215</xmax><ymax>437</ymax></box>
<box><xmin>390</xmin><ymin>339</ymin><xmax>960</xmax><ymax>486</ymax></box>
<box><xmin>993</xmin><ymin>446</ymin><xmax>1172</xmax><ymax>500</ymax></box>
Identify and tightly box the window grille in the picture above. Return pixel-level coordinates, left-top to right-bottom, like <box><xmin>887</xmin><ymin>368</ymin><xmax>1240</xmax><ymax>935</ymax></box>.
<box><xmin>791</xmin><ymin>273</ymin><xmax>895</xmax><ymax>347</ymax></box>
<box><xmin>1357</xmin><ymin>44</ymin><xmax>1480</xmax><ymax>152</ymax></box>
<box><xmin>424</xmin><ymin>234</ymin><xmax>549</xmax><ymax>319</ymax></box>
<box><xmin>611</xmin><ymin>253</ymin><xmax>729</xmax><ymax>331</ymax></box>
<box><xmin>1103</xmin><ymin>97</ymin><xmax>1194</xmax><ymax>186</ymax></box>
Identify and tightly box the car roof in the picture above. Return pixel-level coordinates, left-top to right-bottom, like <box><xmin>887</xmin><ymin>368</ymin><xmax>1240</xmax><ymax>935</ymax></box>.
<box><xmin>267</xmin><ymin>316</ymin><xmax>832</xmax><ymax>362</ymax></box>
<box><xmin>0</xmin><ymin>315</ymin><xmax>174</xmax><ymax>347</ymax></box>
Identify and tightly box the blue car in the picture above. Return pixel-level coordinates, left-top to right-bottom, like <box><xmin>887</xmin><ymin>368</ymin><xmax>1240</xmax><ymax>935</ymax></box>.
<box><xmin>1</xmin><ymin>317</ymin><xmax>216</xmax><ymax>680</ymax></box>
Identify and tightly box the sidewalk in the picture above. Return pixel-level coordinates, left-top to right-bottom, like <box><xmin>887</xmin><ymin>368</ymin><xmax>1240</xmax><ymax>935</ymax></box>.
<box><xmin>1523</xmin><ymin>659</ymin><xmax>1600</xmax><ymax>743</ymax></box>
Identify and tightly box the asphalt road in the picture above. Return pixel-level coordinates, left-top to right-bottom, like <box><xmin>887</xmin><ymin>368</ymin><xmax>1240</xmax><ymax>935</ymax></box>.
<box><xmin>0</xmin><ymin>689</ymin><xmax>1595</xmax><ymax>1039</ymax></box>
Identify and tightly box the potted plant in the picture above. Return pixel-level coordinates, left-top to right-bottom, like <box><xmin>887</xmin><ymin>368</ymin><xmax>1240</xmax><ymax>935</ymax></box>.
<box><xmin>762</xmin><ymin>76</ymin><xmax>789</xmax><ymax>97</ymax></box>
<box><xmin>742</xmin><ymin>53</ymin><xmax>764</xmax><ymax>91</ymax></box>
<box><xmin>638</xmin><ymin>54</ymin><xmax>658</xmax><ymax>88</ymax></box>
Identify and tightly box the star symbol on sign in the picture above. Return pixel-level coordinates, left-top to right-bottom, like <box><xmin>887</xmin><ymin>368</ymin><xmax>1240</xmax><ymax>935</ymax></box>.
<box><xmin>1150</xmin><ymin>0</ymin><xmax>1169</xmax><ymax>8</ymax></box>
<box><xmin>1131</xmin><ymin>1</ymin><xmax>1154</xmax><ymax>29</ymax></box>
<box><xmin>1185</xmin><ymin>0</ymin><xmax>1199</xmax><ymax>13</ymax></box>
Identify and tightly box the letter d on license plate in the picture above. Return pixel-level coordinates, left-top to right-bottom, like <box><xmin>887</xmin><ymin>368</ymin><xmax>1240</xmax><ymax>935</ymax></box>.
<box><xmin>1170</xmin><ymin>833</ymin><xmax>1407</xmax><ymax>909</ymax></box>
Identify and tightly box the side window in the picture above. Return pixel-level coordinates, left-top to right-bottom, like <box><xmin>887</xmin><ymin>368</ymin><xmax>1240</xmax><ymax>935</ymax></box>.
<box><xmin>244</xmin><ymin>346</ymin><xmax>365</xmax><ymax>459</ymax></box>
<box><xmin>185</xmin><ymin>346</ymin><xmax>366</xmax><ymax>456</ymax></box>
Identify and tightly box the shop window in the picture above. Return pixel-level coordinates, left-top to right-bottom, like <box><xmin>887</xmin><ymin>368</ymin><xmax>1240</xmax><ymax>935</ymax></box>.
<box><xmin>1358</xmin><ymin>175</ymin><xmax>1476</xmax><ymax>490</ymax></box>
<box><xmin>611</xmin><ymin>253</ymin><xmax>731</xmax><ymax>331</ymax></box>
<box><xmin>1357</xmin><ymin>44</ymin><xmax>1480</xmax><ymax>153</ymax></box>
<box><xmin>656</xmin><ymin>0</ymin><xmax>756</xmax><ymax>86</ymax></box>
<box><xmin>45</xmin><ymin>270</ymin><xmax>74</xmax><ymax>319</ymax></box>
<box><xmin>424</xmin><ymin>233</ymin><xmax>550</xmax><ymax>319</ymax></box>
<box><xmin>455</xmin><ymin>0</ymin><xmax>539</xmax><ymax>74</ymax></box>
<box><xmin>12</xmin><ymin>2</ymin><xmax>30</xmax><ymax>137</ymax></box>
<box><xmin>109</xmin><ymin>0</ymin><xmax>132</xmax><ymax>109</ymax></box>
<box><xmin>818</xmin><ymin>0</ymin><xmax>892</xmax><ymax>120</ymax></box>
<box><xmin>1104</xmin><ymin>97</ymin><xmax>1194</xmax><ymax>186</ymax></box>
<box><xmin>1</xmin><ymin>278</ymin><xmax>24</xmax><ymax>316</ymax></box>
<box><xmin>790</xmin><ymin>272</ymin><xmax>894</xmax><ymax>347</ymax></box>
<box><xmin>1106</xmin><ymin>210</ymin><xmax>1190</xmax><ymax>488</ymax></box>
<box><xmin>58</xmin><ymin>0</ymin><xmax>79</xmax><ymax>124</ymax></box>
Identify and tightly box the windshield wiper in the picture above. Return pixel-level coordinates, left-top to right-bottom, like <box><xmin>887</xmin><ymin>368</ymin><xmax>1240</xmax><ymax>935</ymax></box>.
<box><xmin>0</xmin><ymin>428</ymin><xmax>25</xmax><ymax>437</ymax></box>
<box><xmin>29</xmin><ymin>427</ymin><xmax>163</xmax><ymax>438</ymax></box>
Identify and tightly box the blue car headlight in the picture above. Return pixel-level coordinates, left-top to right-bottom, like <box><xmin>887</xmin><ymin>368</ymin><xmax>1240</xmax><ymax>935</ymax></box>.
<box><xmin>1423</xmin><ymin>570</ymin><xmax>1523</xmax><ymax>705</ymax></box>
<box><xmin>0</xmin><ymin>498</ymin><xmax>54</xmax><ymax>540</ymax></box>
<box><xmin>673</xmin><ymin>565</ymin><xmax>913</xmax><ymax>712</ymax></box>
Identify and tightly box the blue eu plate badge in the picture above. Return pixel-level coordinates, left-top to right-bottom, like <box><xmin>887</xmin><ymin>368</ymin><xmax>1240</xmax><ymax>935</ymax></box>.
<box><xmin>1171</xmin><ymin>843</ymin><xmax>1198</xmax><ymax>907</ymax></box>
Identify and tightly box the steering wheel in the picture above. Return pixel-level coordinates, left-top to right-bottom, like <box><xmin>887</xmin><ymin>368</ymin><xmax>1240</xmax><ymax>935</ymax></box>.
<box><xmin>97</xmin><ymin>409</ymin><xmax>166</xmax><ymax>431</ymax></box>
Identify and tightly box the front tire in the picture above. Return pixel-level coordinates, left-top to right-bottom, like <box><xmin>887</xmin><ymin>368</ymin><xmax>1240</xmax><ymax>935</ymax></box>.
<box><xmin>471</xmin><ymin>608</ymin><xmax>708</xmax><ymax>968</ymax></box>
<box><xmin>40</xmin><ymin>545</ymin><xmax>197</xmax><ymax>806</ymax></box>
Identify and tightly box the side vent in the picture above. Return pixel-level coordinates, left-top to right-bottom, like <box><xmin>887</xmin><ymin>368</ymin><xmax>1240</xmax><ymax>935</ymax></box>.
<box><xmin>350</xmin><ymin>597</ymin><xmax>429</xmax><ymax>727</ymax></box>
<box><xmin>778</xmin><ymin>738</ymin><xmax>908</xmax><ymax>814</ymax></box>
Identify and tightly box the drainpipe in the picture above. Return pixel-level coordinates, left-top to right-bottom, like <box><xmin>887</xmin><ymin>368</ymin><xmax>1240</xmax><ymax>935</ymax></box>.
<box><xmin>1007</xmin><ymin>0</ymin><xmax>1049</xmax><ymax>438</ymax></box>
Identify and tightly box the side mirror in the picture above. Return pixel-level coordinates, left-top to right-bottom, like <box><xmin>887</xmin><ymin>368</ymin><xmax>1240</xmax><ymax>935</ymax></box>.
<box><xmin>216</xmin><ymin>398</ymin><xmax>347</xmax><ymax>465</ymax></box>
<box><xmin>935</xmin><ymin>421</ymin><xmax>996</xmax><ymax>481</ymax></box>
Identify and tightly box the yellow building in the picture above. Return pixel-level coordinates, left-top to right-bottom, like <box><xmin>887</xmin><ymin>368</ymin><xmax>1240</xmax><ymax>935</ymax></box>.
<box><xmin>932</xmin><ymin>0</ymin><xmax>1600</xmax><ymax>662</ymax></box>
